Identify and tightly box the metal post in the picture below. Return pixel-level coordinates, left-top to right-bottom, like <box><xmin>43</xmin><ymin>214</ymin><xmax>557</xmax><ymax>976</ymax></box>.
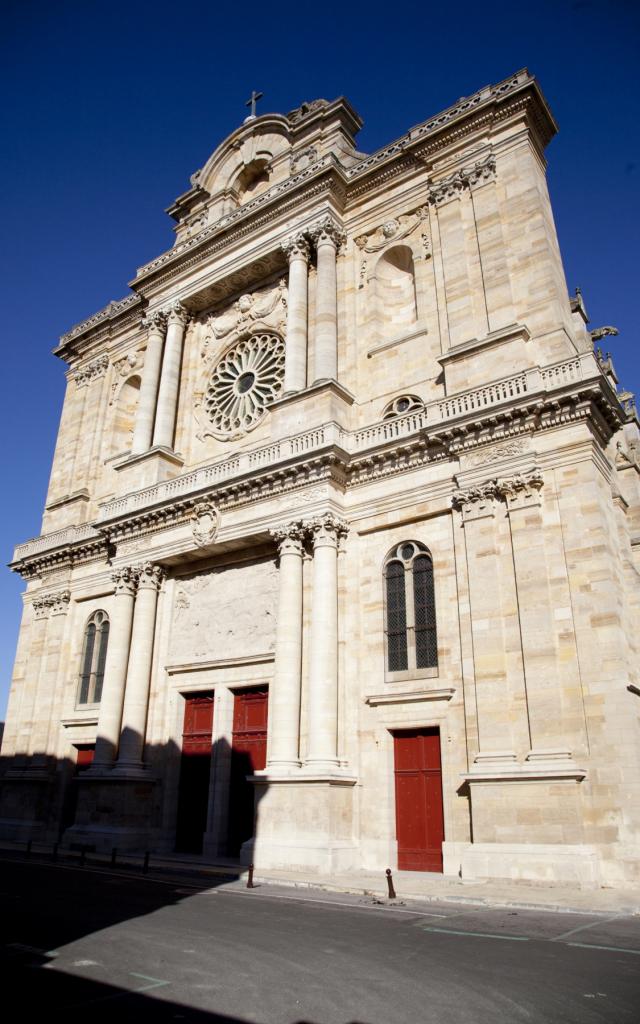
<box><xmin>52</xmin><ymin>843</ymin><xmax>58</xmax><ymax>863</ymax></box>
<box><xmin>143</xmin><ymin>851</ymin><xmax>150</xmax><ymax>874</ymax></box>
<box><xmin>111</xmin><ymin>847</ymin><xmax>117</xmax><ymax>867</ymax></box>
<box><xmin>80</xmin><ymin>846</ymin><xmax>87</xmax><ymax>867</ymax></box>
<box><xmin>386</xmin><ymin>868</ymin><xmax>397</xmax><ymax>900</ymax></box>
<box><xmin>247</xmin><ymin>863</ymin><xmax>255</xmax><ymax>889</ymax></box>
<box><xmin>26</xmin><ymin>840</ymin><xmax>32</xmax><ymax>859</ymax></box>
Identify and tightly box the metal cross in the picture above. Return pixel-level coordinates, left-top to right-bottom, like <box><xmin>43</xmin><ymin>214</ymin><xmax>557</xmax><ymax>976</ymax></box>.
<box><xmin>245</xmin><ymin>90</ymin><xmax>263</xmax><ymax>117</ymax></box>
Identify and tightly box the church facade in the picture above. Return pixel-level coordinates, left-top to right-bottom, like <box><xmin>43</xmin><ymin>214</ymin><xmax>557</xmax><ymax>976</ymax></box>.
<box><xmin>2</xmin><ymin>70</ymin><xmax>639</xmax><ymax>887</ymax></box>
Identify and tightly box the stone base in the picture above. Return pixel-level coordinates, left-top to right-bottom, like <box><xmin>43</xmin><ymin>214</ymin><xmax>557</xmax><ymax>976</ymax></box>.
<box><xmin>0</xmin><ymin>776</ymin><xmax>54</xmax><ymax>843</ymax></box>
<box><xmin>113</xmin><ymin>445</ymin><xmax>184</xmax><ymax>492</ymax></box>
<box><xmin>246</xmin><ymin>773</ymin><xmax>358</xmax><ymax>872</ymax></box>
<box><xmin>445</xmin><ymin>841</ymin><xmax>601</xmax><ymax>888</ymax></box>
<box><xmin>269</xmin><ymin>379</ymin><xmax>355</xmax><ymax>439</ymax></box>
<box><xmin>64</xmin><ymin>776</ymin><xmax>158</xmax><ymax>852</ymax></box>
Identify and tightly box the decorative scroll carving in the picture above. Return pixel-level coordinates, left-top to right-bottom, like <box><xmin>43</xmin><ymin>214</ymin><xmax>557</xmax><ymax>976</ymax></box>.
<box><xmin>495</xmin><ymin>469</ymin><xmax>544</xmax><ymax>511</ymax></box>
<box><xmin>354</xmin><ymin>206</ymin><xmax>429</xmax><ymax>254</ymax></box>
<box><xmin>165</xmin><ymin>299</ymin><xmax>190</xmax><ymax>327</ymax></box>
<box><xmin>203</xmin><ymin>280</ymin><xmax>287</xmax><ymax>347</ymax></box>
<box><xmin>309</xmin><ymin>215</ymin><xmax>346</xmax><ymax>251</ymax></box>
<box><xmin>468</xmin><ymin>437</ymin><xmax>530</xmax><ymax>467</ymax></box>
<box><xmin>453</xmin><ymin>469</ymin><xmax>544</xmax><ymax>520</ymax></box>
<box><xmin>451</xmin><ymin>482</ymin><xmax>499</xmax><ymax>522</ymax></box>
<box><xmin>142</xmin><ymin>309</ymin><xmax>168</xmax><ymax>333</ymax></box>
<box><xmin>74</xmin><ymin>354</ymin><xmax>109</xmax><ymax>388</ymax></box>
<box><xmin>290</xmin><ymin>146</ymin><xmax>318</xmax><ymax>173</ymax></box>
<box><xmin>191</xmin><ymin>501</ymin><xmax>219</xmax><ymax>547</ymax></box>
<box><xmin>307</xmin><ymin>512</ymin><xmax>349</xmax><ymax>547</ymax></box>
<box><xmin>282</xmin><ymin>234</ymin><xmax>310</xmax><ymax>262</ymax></box>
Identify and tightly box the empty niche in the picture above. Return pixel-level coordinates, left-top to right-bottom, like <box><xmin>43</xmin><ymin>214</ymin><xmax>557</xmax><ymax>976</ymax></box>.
<box><xmin>111</xmin><ymin>375</ymin><xmax>140</xmax><ymax>455</ymax></box>
<box><xmin>374</xmin><ymin>245</ymin><xmax>417</xmax><ymax>336</ymax></box>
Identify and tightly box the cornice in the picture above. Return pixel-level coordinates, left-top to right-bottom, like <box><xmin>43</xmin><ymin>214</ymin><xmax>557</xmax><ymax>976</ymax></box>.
<box><xmin>10</xmin><ymin>353</ymin><xmax>626</xmax><ymax>580</ymax></box>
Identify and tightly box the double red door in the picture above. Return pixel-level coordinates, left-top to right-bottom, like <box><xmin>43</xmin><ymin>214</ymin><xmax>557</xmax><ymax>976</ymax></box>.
<box><xmin>176</xmin><ymin>694</ymin><xmax>214</xmax><ymax>854</ymax></box>
<box><xmin>393</xmin><ymin>728</ymin><xmax>444</xmax><ymax>872</ymax></box>
<box><xmin>228</xmin><ymin>687</ymin><xmax>268</xmax><ymax>857</ymax></box>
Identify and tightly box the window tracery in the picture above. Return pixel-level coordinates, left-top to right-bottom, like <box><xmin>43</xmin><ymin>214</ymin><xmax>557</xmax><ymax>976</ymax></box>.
<box><xmin>382</xmin><ymin>394</ymin><xmax>425</xmax><ymax>419</ymax></box>
<box><xmin>204</xmin><ymin>332</ymin><xmax>285</xmax><ymax>439</ymax></box>
<box><xmin>383</xmin><ymin>542</ymin><xmax>438</xmax><ymax>679</ymax></box>
<box><xmin>78</xmin><ymin>610</ymin><xmax>110</xmax><ymax>705</ymax></box>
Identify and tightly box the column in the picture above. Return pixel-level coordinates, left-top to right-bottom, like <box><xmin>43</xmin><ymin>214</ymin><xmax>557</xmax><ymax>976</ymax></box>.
<box><xmin>267</xmin><ymin>523</ymin><xmax>305</xmax><ymax>771</ymax></box>
<box><xmin>91</xmin><ymin>567</ymin><xmax>137</xmax><ymax>770</ymax></box>
<box><xmin>115</xmin><ymin>563</ymin><xmax>165</xmax><ymax>772</ymax></box>
<box><xmin>131</xmin><ymin>310</ymin><xmax>167</xmax><ymax>454</ymax></box>
<box><xmin>29</xmin><ymin>591</ymin><xmax>71</xmax><ymax>766</ymax></box>
<box><xmin>310</xmin><ymin>218</ymin><xmax>344</xmax><ymax>382</ymax></box>
<box><xmin>152</xmin><ymin>299</ymin><xmax>189</xmax><ymax>450</ymax></box>
<box><xmin>305</xmin><ymin>514</ymin><xmax>347</xmax><ymax>771</ymax></box>
<box><xmin>281</xmin><ymin>235</ymin><xmax>309</xmax><ymax>393</ymax></box>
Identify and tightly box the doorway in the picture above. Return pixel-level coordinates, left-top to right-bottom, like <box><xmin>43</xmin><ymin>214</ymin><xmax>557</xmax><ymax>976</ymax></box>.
<box><xmin>175</xmin><ymin>694</ymin><xmax>214</xmax><ymax>854</ymax></box>
<box><xmin>228</xmin><ymin>686</ymin><xmax>268</xmax><ymax>857</ymax></box>
<box><xmin>393</xmin><ymin>727</ymin><xmax>444</xmax><ymax>872</ymax></box>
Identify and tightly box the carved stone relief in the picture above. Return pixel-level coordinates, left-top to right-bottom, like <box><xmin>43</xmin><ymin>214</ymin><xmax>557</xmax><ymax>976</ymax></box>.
<box><xmin>354</xmin><ymin>205</ymin><xmax>430</xmax><ymax>287</ymax></box>
<box><xmin>170</xmin><ymin>558</ymin><xmax>278</xmax><ymax>661</ymax></box>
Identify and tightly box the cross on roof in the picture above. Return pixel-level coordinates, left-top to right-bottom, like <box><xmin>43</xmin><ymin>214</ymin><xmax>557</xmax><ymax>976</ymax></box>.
<box><xmin>245</xmin><ymin>90</ymin><xmax>264</xmax><ymax>118</ymax></box>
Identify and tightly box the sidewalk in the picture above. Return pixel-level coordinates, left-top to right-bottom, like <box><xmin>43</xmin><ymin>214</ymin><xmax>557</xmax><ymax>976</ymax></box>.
<box><xmin>3</xmin><ymin>841</ymin><xmax>639</xmax><ymax>916</ymax></box>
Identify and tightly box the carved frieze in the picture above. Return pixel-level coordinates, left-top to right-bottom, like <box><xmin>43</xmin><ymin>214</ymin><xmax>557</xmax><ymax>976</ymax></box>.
<box><xmin>466</xmin><ymin>437</ymin><xmax>531</xmax><ymax>468</ymax></box>
<box><xmin>202</xmin><ymin>280</ymin><xmax>287</xmax><ymax>352</ymax></box>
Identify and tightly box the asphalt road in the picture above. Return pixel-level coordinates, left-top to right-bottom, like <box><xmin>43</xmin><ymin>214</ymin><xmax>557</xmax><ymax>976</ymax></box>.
<box><xmin>1</xmin><ymin>858</ymin><xmax>639</xmax><ymax>1023</ymax></box>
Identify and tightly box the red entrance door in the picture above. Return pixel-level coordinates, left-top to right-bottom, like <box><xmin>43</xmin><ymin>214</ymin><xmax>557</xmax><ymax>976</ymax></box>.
<box><xmin>228</xmin><ymin>686</ymin><xmax>268</xmax><ymax>857</ymax></box>
<box><xmin>176</xmin><ymin>694</ymin><xmax>214</xmax><ymax>854</ymax></box>
<box><xmin>393</xmin><ymin>728</ymin><xmax>444</xmax><ymax>872</ymax></box>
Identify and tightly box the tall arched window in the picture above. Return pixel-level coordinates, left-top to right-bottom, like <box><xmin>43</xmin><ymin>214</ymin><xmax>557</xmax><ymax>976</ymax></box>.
<box><xmin>77</xmin><ymin>610</ymin><xmax>110</xmax><ymax>705</ymax></box>
<box><xmin>383</xmin><ymin>542</ymin><xmax>437</xmax><ymax>678</ymax></box>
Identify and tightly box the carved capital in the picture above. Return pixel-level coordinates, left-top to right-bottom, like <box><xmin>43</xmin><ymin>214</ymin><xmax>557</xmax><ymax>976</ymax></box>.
<box><xmin>309</xmin><ymin>216</ymin><xmax>346</xmax><ymax>251</ymax></box>
<box><xmin>272</xmin><ymin>521</ymin><xmax>306</xmax><ymax>557</ymax></box>
<box><xmin>142</xmin><ymin>309</ymin><xmax>168</xmax><ymax>334</ymax></box>
<box><xmin>33</xmin><ymin>589</ymin><xmax>71</xmax><ymax>619</ymax></box>
<box><xmin>32</xmin><ymin>595</ymin><xmax>53</xmax><ymax>620</ymax></box>
<box><xmin>165</xmin><ymin>299</ymin><xmax>190</xmax><ymax>328</ymax></box>
<box><xmin>307</xmin><ymin>512</ymin><xmax>348</xmax><ymax>548</ymax></box>
<box><xmin>428</xmin><ymin>155</ymin><xmax>496</xmax><ymax>206</ymax></box>
<box><xmin>495</xmin><ymin>469</ymin><xmax>544</xmax><ymax>512</ymax></box>
<box><xmin>112</xmin><ymin>566</ymin><xmax>138</xmax><ymax>597</ymax></box>
<box><xmin>282</xmin><ymin>233</ymin><xmax>310</xmax><ymax>263</ymax></box>
<box><xmin>74</xmin><ymin>354</ymin><xmax>109</xmax><ymax>388</ymax></box>
<box><xmin>134</xmin><ymin>561</ymin><xmax>166</xmax><ymax>591</ymax></box>
<box><xmin>451</xmin><ymin>482</ymin><xmax>499</xmax><ymax>522</ymax></box>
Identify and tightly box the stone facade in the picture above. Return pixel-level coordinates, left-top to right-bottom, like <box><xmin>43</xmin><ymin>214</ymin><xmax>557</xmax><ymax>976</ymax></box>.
<box><xmin>2</xmin><ymin>71</ymin><xmax>639</xmax><ymax>887</ymax></box>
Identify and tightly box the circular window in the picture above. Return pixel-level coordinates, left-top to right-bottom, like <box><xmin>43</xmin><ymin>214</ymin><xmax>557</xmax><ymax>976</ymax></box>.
<box><xmin>400</xmin><ymin>543</ymin><xmax>416</xmax><ymax>561</ymax></box>
<box><xmin>205</xmin><ymin>333</ymin><xmax>285</xmax><ymax>439</ymax></box>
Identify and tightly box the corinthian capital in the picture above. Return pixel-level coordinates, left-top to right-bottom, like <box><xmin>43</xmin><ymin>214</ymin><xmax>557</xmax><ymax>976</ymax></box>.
<box><xmin>307</xmin><ymin>512</ymin><xmax>348</xmax><ymax>548</ymax></box>
<box><xmin>142</xmin><ymin>309</ymin><xmax>168</xmax><ymax>333</ymax></box>
<box><xmin>112</xmin><ymin>566</ymin><xmax>138</xmax><ymax>596</ymax></box>
<box><xmin>135</xmin><ymin>561</ymin><xmax>166</xmax><ymax>591</ymax></box>
<box><xmin>272</xmin><ymin>521</ymin><xmax>306</xmax><ymax>557</ymax></box>
<box><xmin>165</xmin><ymin>299</ymin><xmax>190</xmax><ymax>327</ymax></box>
<box><xmin>309</xmin><ymin>216</ymin><xmax>346</xmax><ymax>251</ymax></box>
<box><xmin>451</xmin><ymin>481</ymin><xmax>499</xmax><ymax>522</ymax></box>
<box><xmin>282</xmin><ymin>233</ymin><xmax>310</xmax><ymax>262</ymax></box>
<box><xmin>495</xmin><ymin>469</ymin><xmax>544</xmax><ymax>511</ymax></box>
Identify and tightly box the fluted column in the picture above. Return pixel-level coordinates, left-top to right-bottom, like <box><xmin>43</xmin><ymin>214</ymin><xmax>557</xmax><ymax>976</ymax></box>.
<box><xmin>131</xmin><ymin>310</ymin><xmax>167</xmax><ymax>454</ymax></box>
<box><xmin>310</xmin><ymin>218</ymin><xmax>344</xmax><ymax>383</ymax></box>
<box><xmin>115</xmin><ymin>563</ymin><xmax>165</xmax><ymax>772</ymax></box>
<box><xmin>306</xmin><ymin>514</ymin><xmax>347</xmax><ymax>771</ymax></box>
<box><xmin>152</xmin><ymin>300</ymin><xmax>189</xmax><ymax>450</ymax></box>
<box><xmin>282</xmin><ymin>235</ymin><xmax>309</xmax><ymax>393</ymax></box>
<box><xmin>267</xmin><ymin>524</ymin><xmax>305</xmax><ymax>771</ymax></box>
<box><xmin>91</xmin><ymin>567</ymin><xmax>137</xmax><ymax>771</ymax></box>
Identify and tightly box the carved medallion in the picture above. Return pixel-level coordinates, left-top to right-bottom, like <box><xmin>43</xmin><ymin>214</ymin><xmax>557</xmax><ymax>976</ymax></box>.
<box><xmin>191</xmin><ymin>502</ymin><xmax>219</xmax><ymax>547</ymax></box>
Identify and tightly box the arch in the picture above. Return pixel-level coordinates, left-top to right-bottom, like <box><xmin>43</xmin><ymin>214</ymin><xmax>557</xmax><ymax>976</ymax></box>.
<box><xmin>383</xmin><ymin>541</ymin><xmax>438</xmax><ymax>678</ymax></box>
<box><xmin>382</xmin><ymin>394</ymin><xmax>425</xmax><ymax>420</ymax></box>
<box><xmin>111</xmin><ymin>374</ymin><xmax>140</xmax><ymax>455</ymax></box>
<box><xmin>78</xmin><ymin>609</ymin><xmax>110</xmax><ymax>705</ymax></box>
<box><xmin>230</xmin><ymin>158</ymin><xmax>271</xmax><ymax>202</ymax></box>
<box><xmin>374</xmin><ymin>245</ymin><xmax>417</xmax><ymax>336</ymax></box>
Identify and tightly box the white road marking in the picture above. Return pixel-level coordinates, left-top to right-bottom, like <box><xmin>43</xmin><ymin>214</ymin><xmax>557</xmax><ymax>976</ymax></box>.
<box><xmin>551</xmin><ymin>914</ymin><xmax>625</xmax><ymax>941</ymax></box>
<box><xmin>419</xmin><ymin>927</ymin><xmax>529</xmax><ymax>941</ymax></box>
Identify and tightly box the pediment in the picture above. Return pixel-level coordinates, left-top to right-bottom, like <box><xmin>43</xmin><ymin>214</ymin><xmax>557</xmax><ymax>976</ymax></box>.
<box><xmin>196</xmin><ymin>115</ymin><xmax>292</xmax><ymax>203</ymax></box>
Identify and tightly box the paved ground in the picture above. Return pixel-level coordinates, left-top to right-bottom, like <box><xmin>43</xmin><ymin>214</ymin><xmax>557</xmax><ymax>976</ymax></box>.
<box><xmin>1</xmin><ymin>859</ymin><xmax>639</xmax><ymax>1023</ymax></box>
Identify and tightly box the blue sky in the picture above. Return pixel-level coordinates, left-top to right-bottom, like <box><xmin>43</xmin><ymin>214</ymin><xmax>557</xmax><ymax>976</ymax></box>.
<box><xmin>0</xmin><ymin>0</ymin><xmax>638</xmax><ymax>718</ymax></box>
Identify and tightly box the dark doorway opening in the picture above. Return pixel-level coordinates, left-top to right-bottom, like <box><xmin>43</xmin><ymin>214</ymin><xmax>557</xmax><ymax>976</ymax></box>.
<box><xmin>175</xmin><ymin>694</ymin><xmax>214</xmax><ymax>854</ymax></box>
<box><xmin>228</xmin><ymin>686</ymin><xmax>268</xmax><ymax>857</ymax></box>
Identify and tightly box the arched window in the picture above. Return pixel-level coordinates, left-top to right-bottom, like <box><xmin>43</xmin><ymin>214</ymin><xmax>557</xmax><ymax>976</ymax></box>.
<box><xmin>77</xmin><ymin>610</ymin><xmax>110</xmax><ymax>705</ymax></box>
<box><xmin>383</xmin><ymin>542</ymin><xmax>437</xmax><ymax>678</ymax></box>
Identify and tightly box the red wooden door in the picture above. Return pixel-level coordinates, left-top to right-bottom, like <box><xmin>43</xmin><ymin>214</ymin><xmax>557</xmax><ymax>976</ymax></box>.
<box><xmin>176</xmin><ymin>694</ymin><xmax>214</xmax><ymax>854</ymax></box>
<box><xmin>393</xmin><ymin>728</ymin><xmax>444</xmax><ymax>872</ymax></box>
<box><xmin>228</xmin><ymin>686</ymin><xmax>268</xmax><ymax>857</ymax></box>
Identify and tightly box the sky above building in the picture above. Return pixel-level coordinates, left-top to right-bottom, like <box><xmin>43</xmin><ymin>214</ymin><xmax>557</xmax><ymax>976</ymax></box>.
<box><xmin>0</xmin><ymin>0</ymin><xmax>638</xmax><ymax>718</ymax></box>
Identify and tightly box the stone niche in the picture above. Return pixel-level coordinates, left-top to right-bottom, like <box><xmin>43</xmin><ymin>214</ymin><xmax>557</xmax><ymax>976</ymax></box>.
<box><xmin>170</xmin><ymin>556</ymin><xmax>278</xmax><ymax>663</ymax></box>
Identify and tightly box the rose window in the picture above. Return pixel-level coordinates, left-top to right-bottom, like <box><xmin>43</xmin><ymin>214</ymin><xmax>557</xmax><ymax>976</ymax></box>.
<box><xmin>205</xmin><ymin>333</ymin><xmax>285</xmax><ymax>438</ymax></box>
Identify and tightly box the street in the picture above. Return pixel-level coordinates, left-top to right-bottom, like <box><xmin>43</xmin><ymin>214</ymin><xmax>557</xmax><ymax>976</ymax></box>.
<box><xmin>0</xmin><ymin>859</ymin><xmax>638</xmax><ymax>1023</ymax></box>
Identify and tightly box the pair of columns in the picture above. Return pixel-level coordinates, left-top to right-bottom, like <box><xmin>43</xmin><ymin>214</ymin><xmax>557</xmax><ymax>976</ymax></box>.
<box><xmin>91</xmin><ymin>562</ymin><xmax>165</xmax><ymax>774</ymax></box>
<box><xmin>131</xmin><ymin>300</ymin><xmax>190</xmax><ymax>455</ymax></box>
<box><xmin>282</xmin><ymin>218</ymin><xmax>345</xmax><ymax>393</ymax></box>
<box><xmin>268</xmin><ymin>513</ymin><xmax>347</xmax><ymax>774</ymax></box>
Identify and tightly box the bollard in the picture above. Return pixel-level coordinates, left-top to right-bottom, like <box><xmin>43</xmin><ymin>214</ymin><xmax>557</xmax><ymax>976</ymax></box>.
<box><xmin>111</xmin><ymin>847</ymin><xmax>117</xmax><ymax>868</ymax></box>
<box><xmin>52</xmin><ymin>843</ymin><xmax>58</xmax><ymax>863</ymax></box>
<box><xmin>143</xmin><ymin>851</ymin><xmax>150</xmax><ymax>874</ymax></box>
<box><xmin>80</xmin><ymin>846</ymin><xmax>87</xmax><ymax>867</ymax></box>
<box><xmin>386</xmin><ymin>868</ymin><xmax>397</xmax><ymax>900</ymax></box>
<box><xmin>247</xmin><ymin>863</ymin><xmax>255</xmax><ymax>889</ymax></box>
<box><xmin>26</xmin><ymin>840</ymin><xmax>32</xmax><ymax>859</ymax></box>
